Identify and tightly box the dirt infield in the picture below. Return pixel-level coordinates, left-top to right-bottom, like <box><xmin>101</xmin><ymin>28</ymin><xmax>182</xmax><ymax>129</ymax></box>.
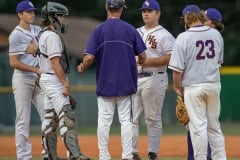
<box><xmin>0</xmin><ymin>135</ymin><xmax>239</xmax><ymax>158</ymax></box>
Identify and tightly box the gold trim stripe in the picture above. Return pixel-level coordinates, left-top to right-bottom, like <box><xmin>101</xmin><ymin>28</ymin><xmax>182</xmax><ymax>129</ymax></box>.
<box><xmin>220</xmin><ymin>66</ymin><xmax>240</xmax><ymax>75</ymax></box>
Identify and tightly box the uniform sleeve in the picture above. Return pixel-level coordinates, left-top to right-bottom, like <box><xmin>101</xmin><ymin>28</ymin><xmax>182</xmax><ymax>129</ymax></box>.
<box><xmin>134</xmin><ymin>29</ymin><xmax>146</xmax><ymax>55</ymax></box>
<box><xmin>162</xmin><ymin>32</ymin><xmax>175</xmax><ymax>54</ymax></box>
<box><xmin>84</xmin><ymin>28</ymin><xmax>98</xmax><ymax>56</ymax></box>
<box><xmin>8</xmin><ymin>31</ymin><xmax>30</xmax><ymax>55</ymax></box>
<box><xmin>46</xmin><ymin>33</ymin><xmax>62</xmax><ymax>59</ymax></box>
<box><xmin>168</xmin><ymin>37</ymin><xmax>185</xmax><ymax>73</ymax></box>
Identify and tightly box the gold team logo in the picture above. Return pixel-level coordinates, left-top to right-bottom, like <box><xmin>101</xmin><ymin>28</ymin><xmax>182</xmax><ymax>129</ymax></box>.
<box><xmin>147</xmin><ymin>35</ymin><xmax>157</xmax><ymax>49</ymax></box>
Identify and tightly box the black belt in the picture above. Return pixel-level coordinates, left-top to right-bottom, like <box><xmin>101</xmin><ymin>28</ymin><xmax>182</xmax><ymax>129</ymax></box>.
<box><xmin>43</xmin><ymin>72</ymin><xmax>54</xmax><ymax>75</ymax></box>
<box><xmin>138</xmin><ymin>72</ymin><xmax>164</xmax><ymax>78</ymax></box>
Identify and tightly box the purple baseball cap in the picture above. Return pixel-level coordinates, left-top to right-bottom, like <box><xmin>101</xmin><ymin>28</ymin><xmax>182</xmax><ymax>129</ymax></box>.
<box><xmin>16</xmin><ymin>0</ymin><xmax>37</xmax><ymax>13</ymax></box>
<box><xmin>140</xmin><ymin>0</ymin><xmax>160</xmax><ymax>11</ymax></box>
<box><xmin>205</xmin><ymin>8</ymin><xmax>222</xmax><ymax>22</ymax></box>
<box><xmin>182</xmin><ymin>5</ymin><xmax>200</xmax><ymax>17</ymax></box>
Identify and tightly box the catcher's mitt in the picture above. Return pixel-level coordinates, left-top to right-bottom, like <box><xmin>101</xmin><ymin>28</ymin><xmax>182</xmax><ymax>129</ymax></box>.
<box><xmin>176</xmin><ymin>96</ymin><xmax>189</xmax><ymax>125</ymax></box>
<box><xmin>35</xmin><ymin>74</ymin><xmax>41</xmax><ymax>88</ymax></box>
<box><xmin>69</xmin><ymin>95</ymin><xmax>77</xmax><ymax>110</ymax></box>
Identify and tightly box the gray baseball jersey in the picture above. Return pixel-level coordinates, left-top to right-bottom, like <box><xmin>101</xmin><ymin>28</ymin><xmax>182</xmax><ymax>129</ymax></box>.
<box><xmin>9</xmin><ymin>25</ymin><xmax>41</xmax><ymax>78</ymax></box>
<box><xmin>168</xmin><ymin>26</ymin><xmax>223</xmax><ymax>87</ymax></box>
<box><xmin>137</xmin><ymin>25</ymin><xmax>175</xmax><ymax>72</ymax></box>
<box><xmin>38</xmin><ymin>30</ymin><xmax>63</xmax><ymax>74</ymax></box>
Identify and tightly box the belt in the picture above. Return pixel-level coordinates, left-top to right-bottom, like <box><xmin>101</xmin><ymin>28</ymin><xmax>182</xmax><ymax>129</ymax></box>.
<box><xmin>43</xmin><ymin>72</ymin><xmax>55</xmax><ymax>75</ymax></box>
<box><xmin>138</xmin><ymin>72</ymin><xmax>164</xmax><ymax>78</ymax></box>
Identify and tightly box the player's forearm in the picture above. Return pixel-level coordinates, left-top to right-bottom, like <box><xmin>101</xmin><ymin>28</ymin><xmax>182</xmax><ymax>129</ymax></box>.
<box><xmin>137</xmin><ymin>52</ymin><xmax>146</xmax><ymax>65</ymax></box>
<box><xmin>9</xmin><ymin>57</ymin><xmax>39</xmax><ymax>74</ymax></box>
<box><xmin>173</xmin><ymin>71</ymin><xmax>183</xmax><ymax>96</ymax></box>
<box><xmin>142</xmin><ymin>54</ymin><xmax>170</xmax><ymax>67</ymax></box>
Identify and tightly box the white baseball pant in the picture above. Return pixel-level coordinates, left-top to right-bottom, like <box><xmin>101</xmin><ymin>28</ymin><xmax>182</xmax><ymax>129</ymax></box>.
<box><xmin>12</xmin><ymin>70</ymin><xmax>45</xmax><ymax>160</ymax></box>
<box><xmin>132</xmin><ymin>72</ymin><xmax>168</xmax><ymax>154</ymax></box>
<box><xmin>97</xmin><ymin>96</ymin><xmax>133</xmax><ymax>160</ymax></box>
<box><xmin>184</xmin><ymin>82</ymin><xmax>226</xmax><ymax>160</ymax></box>
<box><xmin>39</xmin><ymin>74</ymin><xmax>69</xmax><ymax>135</ymax></box>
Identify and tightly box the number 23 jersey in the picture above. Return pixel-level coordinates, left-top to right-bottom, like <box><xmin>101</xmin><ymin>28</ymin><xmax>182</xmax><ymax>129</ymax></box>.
<box><xmin>168</xmin><ymin>26</ymin><xmax>224</xmax><ymax>87</ymax></box>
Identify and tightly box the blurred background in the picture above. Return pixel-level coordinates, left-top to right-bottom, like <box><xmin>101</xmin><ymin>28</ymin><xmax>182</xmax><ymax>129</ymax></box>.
<box><xmin>0</xmin><ymin>0</ymin><xmax>240</xmax><ymax>133</ymax></box>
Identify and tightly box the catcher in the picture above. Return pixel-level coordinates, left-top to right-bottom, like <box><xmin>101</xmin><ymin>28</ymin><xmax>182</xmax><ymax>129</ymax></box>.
<box><xmin>38</xmin><ymin>2</ymin><xmax>90</xmax><ymax>160</ymax></box>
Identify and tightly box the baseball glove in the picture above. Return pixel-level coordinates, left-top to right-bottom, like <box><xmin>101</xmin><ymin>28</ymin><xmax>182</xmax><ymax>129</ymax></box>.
<box><xmin>176</xmin><ymin>96</ymin><xmax>189</xmax><ymax>125</ymax></box>
<box><xmin>35</xmin><ymin>74</ymin><xmax>41</xmax><ymax>88</ymax></box>
<box><xmin>69</xmin><ymin>95</ymin><xmax>77</xmax><ymax>110</ymax></box>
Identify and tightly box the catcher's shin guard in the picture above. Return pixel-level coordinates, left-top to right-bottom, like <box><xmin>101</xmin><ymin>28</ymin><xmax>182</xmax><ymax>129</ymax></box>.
<box><xmin>63</xmin><ymin>130</ymin><xmax>81</xmax><ymax>158</ymax></box>
<box><xmin>59</xmin><ymin>104</ymin><xmax>84</xmax><ymax>159</ymax></box>
<box><xmin>42</xmin><ymin>132</ymin><xmax>58</xmax><ymax>160</ymax></box>
<box><xmin>42</xmin><ymin>109</ymin><xmax>59</xmax><ymax>160</ymax></box>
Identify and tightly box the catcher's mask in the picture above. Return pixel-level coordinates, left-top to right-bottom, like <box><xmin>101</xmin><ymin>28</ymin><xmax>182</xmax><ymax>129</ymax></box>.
<box><xmin>41</xmin><ymin>2</ymin><xmax>69</xmax><ymax>33</ymax></box>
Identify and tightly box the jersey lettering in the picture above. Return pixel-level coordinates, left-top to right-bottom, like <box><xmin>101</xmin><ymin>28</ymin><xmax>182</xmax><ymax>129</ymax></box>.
<box><xmin>147</xmin><ymin>35</ymin><xmax>157</xmax><ymax>49</ymax></box>
<box><xmin>196</xmin><ymin>40</ymin><xmax>215</xmax><ymax>60</ymax></box>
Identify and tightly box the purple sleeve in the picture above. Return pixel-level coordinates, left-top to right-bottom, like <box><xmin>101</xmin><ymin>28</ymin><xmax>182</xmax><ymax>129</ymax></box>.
<box><xmin>134</xmin><ymin>30</ymin><xmax>146</xmax><ymax>55</ymax></box>
<box><xmin>84</xmin><ymin>29</ymin><xmax>98</xmax><ymax>56</ymax></box>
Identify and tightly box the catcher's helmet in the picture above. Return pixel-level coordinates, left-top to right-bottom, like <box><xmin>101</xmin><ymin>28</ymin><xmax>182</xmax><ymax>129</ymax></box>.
<box><xmin>106</xmin><ymin>0</ymin><xmax>127</xmax><ymax>9</ymax></box>
<box><xmin>41</xmin><ymin>2</ymin><xmax>69</xmax><ymax>33</ymax></box>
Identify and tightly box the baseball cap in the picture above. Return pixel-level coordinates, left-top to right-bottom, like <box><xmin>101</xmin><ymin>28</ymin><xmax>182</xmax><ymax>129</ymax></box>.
<box><xmin>182</xmin><ymin>5</ymin><xmax>201</xmax><ymax>17</ymax></box>
<box><xmin>16</xmin><ymin>0</ymin><xmax>37</xmax><ymax>13</ymax></box>
<box><xmin>140</xmin><ymin>0</ymin><xmax>160</xmax><ymax>11</ymax></box>
<box><xmin>205</xmin><ymin>8</ymin><xmax>222</xmax><ymax>22</ymax></box>
<box><xmin>106</xmin><ymin>0</ymin><xmax>127</xmax><ymax>9</ymax></box>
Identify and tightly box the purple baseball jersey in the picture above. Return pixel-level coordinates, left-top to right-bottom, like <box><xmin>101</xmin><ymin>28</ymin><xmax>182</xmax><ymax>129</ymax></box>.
<box><xmin>85</xmin><ymin>18</ymin><xmax>146</xmax><ymax>96</ymax></box>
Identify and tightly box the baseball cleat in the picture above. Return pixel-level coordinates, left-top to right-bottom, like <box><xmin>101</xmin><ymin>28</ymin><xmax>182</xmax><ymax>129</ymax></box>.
<box><xmin>148</xmin><ymin>152</ymin><xmax>158</xmax><ymax>160</ymax></box>
<box><xmin>42</xmin><ymin>157</ymin><xmax>67</xmax><ymax>160</ymax></box>
<box><xmin>207</xmin><ymin>157</ymin><xmax>212</xmax><ymax>160</ymax></box>
<box><xmin>77</xmin><ymin>153</ymin><xmax>90</xmax><ymax>160</ymax></box>
<box><xmin>133</xmin><ymin>152</ymin><xmax>141</xmax><ymax>160</ymax></box>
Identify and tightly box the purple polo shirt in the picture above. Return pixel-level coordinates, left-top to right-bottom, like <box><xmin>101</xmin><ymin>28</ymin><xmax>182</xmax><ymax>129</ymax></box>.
<box><xmin>84</xmin><ymin>18</ymin><xmax>146</xmax><ymax>96</ymax></box>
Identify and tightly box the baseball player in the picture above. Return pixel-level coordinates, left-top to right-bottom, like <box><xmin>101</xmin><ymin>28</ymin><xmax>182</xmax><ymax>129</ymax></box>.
<box><xmin>77</xmin><ymin>0</ymin><xmax>146</xmax><ymax>159</ymax></box>
<box><xmin>186</xmin><ymin>8</ymin><xmax>224</xmax><ymax>160</ymax></box>
<box><xmin>8</xmin><ymin>0</ymin><xmax>45</xmax><ymax>159</ymax></box>
<box><xmin>168</xmin><ymin>4</ymin><xmax>227</xmax><ymax>160</ymax></box>
<box><xmin>38</xmin><ymin>2</ymin><xmax>90</xmax><ymax>160</ymax></box>
<box><xmin>132</xmin><ymin>0</ymin><xmax>175</xmax><ymax>160</ymax></box>
<box><xmin>204</xmin><ymin>8</ymin><xmax>224</xmax><ymax>32</ymax></box>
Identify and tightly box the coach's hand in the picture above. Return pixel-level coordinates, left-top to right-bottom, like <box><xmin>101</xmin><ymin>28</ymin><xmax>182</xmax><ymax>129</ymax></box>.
<box><xmin>77</xmin><ymin>63</ymin><xmax>85</xmax><ymax>73</ymax></box>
